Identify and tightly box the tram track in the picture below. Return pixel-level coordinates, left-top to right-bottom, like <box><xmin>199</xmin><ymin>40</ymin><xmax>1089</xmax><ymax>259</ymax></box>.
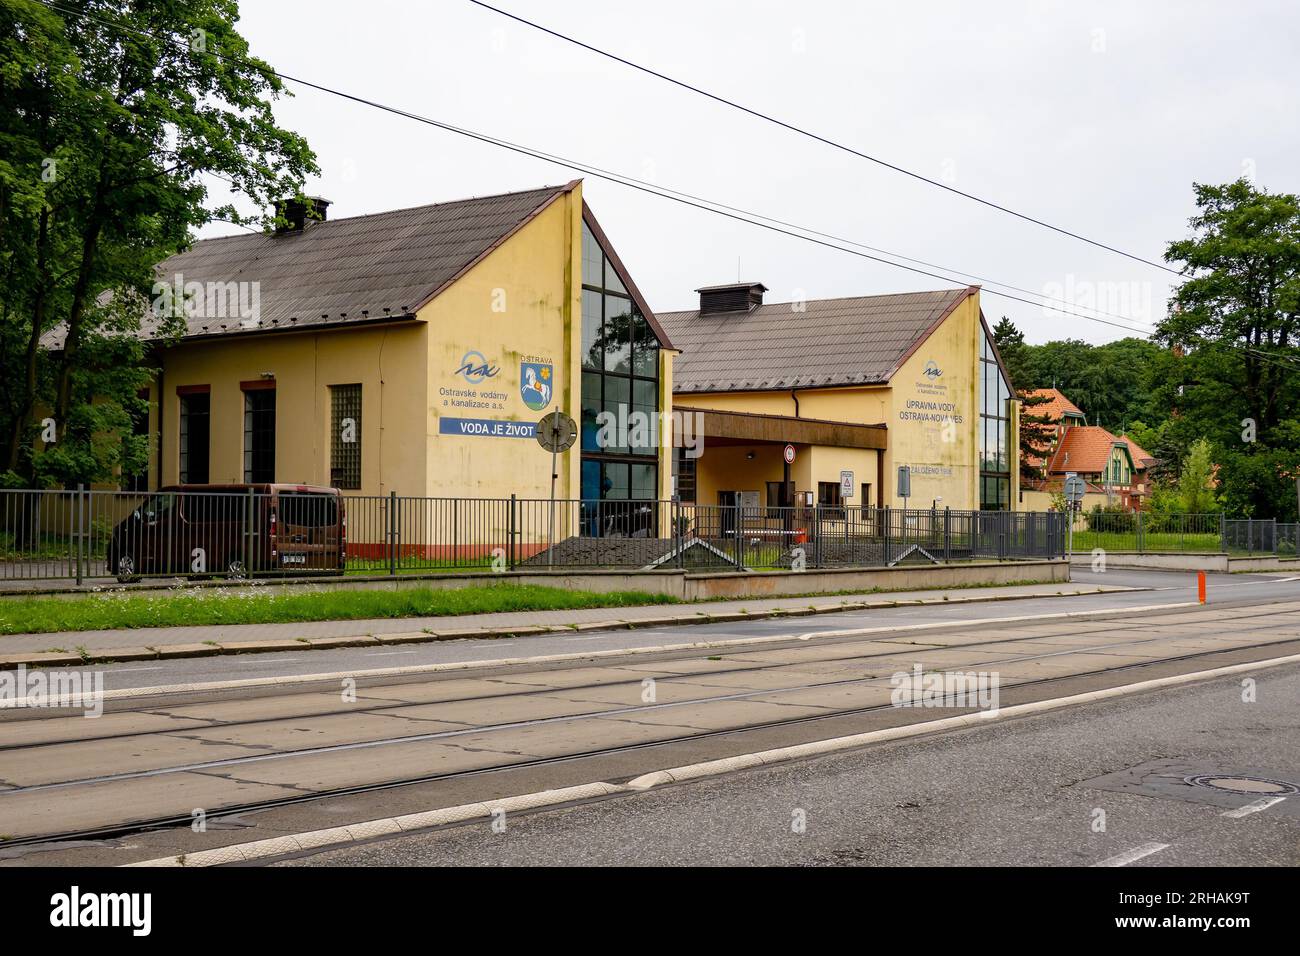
<box><xmin>2</xmin><ymin>600</ymin><xmax>1299</xmax><ymax>848</ymax></box>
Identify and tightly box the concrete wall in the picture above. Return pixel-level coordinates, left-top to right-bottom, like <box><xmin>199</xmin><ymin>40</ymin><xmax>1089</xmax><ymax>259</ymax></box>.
<box><xmin>4</xmin><ymin>559</ymin><xmax>1070</xmax><ymax>602</ymax></box>
<box><xmin>422</xmin><ymin>185</ymin><xmax>583</xmax><ymax>501</ymax></box>
<box><xmin>160</xmin><ymin>321</ymin><xmax>429</xmax><ymax>496</ymax></box>
<box><xmin>1067</xmin><ymin>552</ymin><xmax>1229</xmax><ymax>571</ymax></box>
<box><xmin>684</xmin><ymin>559</ymin><xmax>1067</xmax><ymax>600</ymax></box>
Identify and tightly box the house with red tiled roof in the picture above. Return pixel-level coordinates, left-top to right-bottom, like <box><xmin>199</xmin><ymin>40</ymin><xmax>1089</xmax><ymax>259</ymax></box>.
<box><xmin>1023</xmin><ymin>387</ymin><xmax>1086</xmax><ymax>426</ymax></box>
<box><xmin>1019</xmin><ymin>388</ymin><xmax>1154</xmax><ymax>511</ymax></box>
<box><xmin>1020</xmin><ymin>387</ymin><xmax>1087</xmax><ymax>469</ymax></box>
<box><xmin>1120</xmin><ymin>434</ymin><xmax>1156</xmax><ymax>470</ymax></box>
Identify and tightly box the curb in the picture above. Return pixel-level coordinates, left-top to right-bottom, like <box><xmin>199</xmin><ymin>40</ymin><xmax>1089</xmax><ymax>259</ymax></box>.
<box><xmin>0</xmin><ymin>585</ymin><xmax>1145</xmax><ymax>671</ymax></box>
<box><xmin>121</xmin><ymin>650</ymin><xmax>1300</xmax><ymax>867</ymax></box>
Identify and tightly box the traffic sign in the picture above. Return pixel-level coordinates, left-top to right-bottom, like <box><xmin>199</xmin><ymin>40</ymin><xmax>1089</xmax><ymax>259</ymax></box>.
<box><xmin>783</xmin><ymin>444</ymin><xmax>796</xmax><ymax>464</ymax></box>
<box><xmin>535</xmin><ymin>412</ymin><xmax>577</xmax><ymax>453</ymax></box>
<box><xmin>897</xmin><ymin>465</ymin><xmax>911</xmax><ymax>500</ymax></box>
<box><xmin>840</xmin><ymin>470</ymin><xmax>854</xmax><ymax>498</ymax></box>
<box><xmin>1064</xmin><ymin>474</ymin><xmax>1086</xmax><ymax>503</ymax></box>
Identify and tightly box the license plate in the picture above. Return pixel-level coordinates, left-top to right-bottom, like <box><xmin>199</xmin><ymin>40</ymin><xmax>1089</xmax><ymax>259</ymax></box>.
<box><xmin>281</xmin><ymin>554</ymin><xmax>307</xmax><ymax>564</ymax></box>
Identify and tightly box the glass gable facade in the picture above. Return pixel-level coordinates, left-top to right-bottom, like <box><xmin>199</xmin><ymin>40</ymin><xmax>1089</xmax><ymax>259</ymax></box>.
<box><xmin>579</xmin><ymin>219</ymin><xmax>663</xmax><ymax>531</ymax></box>
<box><xmin>979</xmin><ymin>329</ymin><xmax>1012</xmax><ymax>510</ymax></box>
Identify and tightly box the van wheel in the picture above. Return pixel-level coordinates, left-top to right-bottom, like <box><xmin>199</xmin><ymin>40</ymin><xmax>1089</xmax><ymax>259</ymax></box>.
<box><xmin>115</xmin><ymin>555</ymin><xmax>140</xmax><ymax>584</ymax></box>
<box><xmin>225</xmin><ymin>558</ymin><xmax>248</xmax><ymax>580</ymax></box>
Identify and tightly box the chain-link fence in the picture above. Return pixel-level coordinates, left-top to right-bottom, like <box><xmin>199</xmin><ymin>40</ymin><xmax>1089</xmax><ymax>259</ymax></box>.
<box><xmin>0</xmin><ymin>488</ymin><xmax>1075</xmax><ymax>584</ymax></box>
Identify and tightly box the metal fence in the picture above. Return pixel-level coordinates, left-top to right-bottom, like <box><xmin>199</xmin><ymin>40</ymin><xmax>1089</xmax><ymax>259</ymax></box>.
<box><xmin>0</xmin><ymin>487</ymin><xmax>1074</xmax><ymax>584</ymax></box>
<box><xmin>1070</xmin><ymin>510</ymin><xmax>1299</xmax><ymax>556</ymax></box>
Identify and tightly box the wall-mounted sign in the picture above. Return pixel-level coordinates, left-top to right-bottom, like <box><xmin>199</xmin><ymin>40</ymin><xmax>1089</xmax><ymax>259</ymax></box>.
<box><xmin>439</xmin><ymin>417</ymin><xmax>537</xmax><ymax>439</ymax></box>
<box><xmin>783</xmin><ymin>444</ymin><xmax>796</xmax><ymax>464</ymax></box>
<box><xmin>520</xmin><ymin>361</ymin><xmax>553</xmax><ymax>411</ymax></box>
<box><xmin>455</xmin><ymin>350</ymin><xmax>500</xmax><ymax>385</ymax></box>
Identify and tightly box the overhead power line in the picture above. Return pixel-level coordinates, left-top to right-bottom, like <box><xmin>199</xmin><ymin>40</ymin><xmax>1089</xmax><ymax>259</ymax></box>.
<box><xmin>466</xmin><ymin>0</ymin><xmax>1185</xmax><ymax>279</ymax></box>
<box><xmin>38</xmin><ymin>0</ymin><xmax>1161</xmax><ymax>338</ymax></box>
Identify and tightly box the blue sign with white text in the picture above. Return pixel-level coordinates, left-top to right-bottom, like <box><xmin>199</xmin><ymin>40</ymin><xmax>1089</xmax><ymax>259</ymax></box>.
<box><xmin>439</xmin><ymin>417</ymin><xmax>537</xmax><ymax>439</ymax></box>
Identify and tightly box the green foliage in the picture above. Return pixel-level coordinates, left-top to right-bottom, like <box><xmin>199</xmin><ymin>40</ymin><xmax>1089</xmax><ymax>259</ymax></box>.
<box><xmin>0</xmin><ymin>0</ymin><xmax>317</xmax><ymax>484</ymax></box>
<box><xmin>1177</xmin><ymin>438</ymin><xmax>1221</xmax><ymax>514</ymax></box>
<box><xmin>1157</xmin><ymin>179</ymin><xmax>1300</xmax><ymax>518</ymax></box>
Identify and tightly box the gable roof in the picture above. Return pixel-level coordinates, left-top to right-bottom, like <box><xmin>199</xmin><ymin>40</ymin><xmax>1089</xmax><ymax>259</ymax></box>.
<box><xmin>1121</xmin><ymin>434</ymin><xmax>1156</xmax><ymax>468</ymax></box>
<box><xmin>659</xmin><ymin>287</ymin><xmax>975</xmax><ymax>393</ymax></box>
<box><xmin>1046</xmin><ymin>425</ymin><xmax>1133</xmax><ymax>475</ymax></box>
<box><xmin>1022</xmin><ymin>387</ymin><xmax>1086</xmax><ymax>423</ymax></box>
<box><xmin>45</xmin><ymin>182</ymin><xmax>580</xmax><ymax>348</ymax></box>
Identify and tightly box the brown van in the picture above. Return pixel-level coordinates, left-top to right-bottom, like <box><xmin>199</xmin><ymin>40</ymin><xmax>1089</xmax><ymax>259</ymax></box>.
<box><xmin>107</xmin><ymin>484</ymin><xmax>346</xmax><ymax>582</ymax></box>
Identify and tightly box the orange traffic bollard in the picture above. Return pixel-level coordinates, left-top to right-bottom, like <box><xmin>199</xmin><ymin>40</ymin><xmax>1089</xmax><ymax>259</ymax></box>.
<box><xmin>1197</xmin><ymin>570</ymin><xmax>1207</xmax><ymax>604</ymax></box>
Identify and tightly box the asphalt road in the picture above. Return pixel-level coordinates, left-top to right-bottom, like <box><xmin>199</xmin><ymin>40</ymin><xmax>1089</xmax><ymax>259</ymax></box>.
<box><xmin>282</xmin><ymin>661</ymin><xmax>1300</xmax><ymax>867</ymax></box>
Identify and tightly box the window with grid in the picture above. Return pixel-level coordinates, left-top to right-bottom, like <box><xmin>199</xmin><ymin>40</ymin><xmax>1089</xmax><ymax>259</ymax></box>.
<box><xmin>243</xmin><ymin>387</ymin><xmax>276</xmax><ymax>483</ymax></box>
<box><xmin>579</xmin><ymin>217</ymin><xmax>663</xmax><ymax>510</ymax></box>
<box><xmin>179</xmin><ymin>391</ymin><xmax>210</xmax><ymax>484</ymax></box>
<box><xmin>330</xmin><ymin>384</ymin><xmax>362</xmax><ymax>490</ymax></box>
<box><xmin>978</xmin><ymin>329</ymin><xmax>1012</xmax><ymax>510</ymax></box>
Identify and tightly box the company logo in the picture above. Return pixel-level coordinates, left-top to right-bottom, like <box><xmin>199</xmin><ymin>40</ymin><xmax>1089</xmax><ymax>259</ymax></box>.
<box><xmin>923</xmin><ymin>360</ymin><xmax>943</xmax><ymax>379</ymax></box>
<box><xmin>50</xmin><ymin>886</ymin><xmax>152</xmax><ymax>936</ymax></box>
<box><xmin>456</xmin><ymin>350</ymin><xmax>499</xmax><ymax>385</ymax></box>
<box><xmin>520</xmin><ymin>361</ymin><xmax>553</xmax><ymax>411</ymax></box>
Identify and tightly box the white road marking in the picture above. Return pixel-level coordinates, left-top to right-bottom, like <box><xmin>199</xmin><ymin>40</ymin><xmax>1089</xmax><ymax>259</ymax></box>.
<box><xmin>1221</xmin><ymin>796</ymin><xmax>1286</xmax><ymax>818</ymax></box>
<box><xmin>104</xmin><ymin>666</ymin><xmax>166</xmax><ymax>673</ymax></box>
<box><xmin>123</xmin><ymin>652</ymin><xmax>1300</xmax><ymax>868</ymax></box>
<box><xmin>1093</xmin><ymin>842</ymin><xmax>1171</xmax><ymax>867</ymax></box>
<box><xmin>363</xmin><ymin>650</ymin><xmax>420</xmax><ymax>657</ymax></box>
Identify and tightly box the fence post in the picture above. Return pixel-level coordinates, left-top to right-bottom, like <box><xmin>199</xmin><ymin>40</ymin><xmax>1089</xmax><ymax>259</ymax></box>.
<box><xmin>1219</xmin><ymin>512</ymin><xmax>1227</xmax><ymax>553</ymax></box>
<box><xmin>1136</xmin><ymin>510</ymin><xmax>1144</xmax><ymax>554</ymax></box>
<box><xmin>1273</xmin><ymin>517</ymin><xmax>1278</xmax><ymax>556</ymax></box>
<box><xmin>735</xmin><ymin>505</ymin><xmax>744</xmax><ymax>570</ymax></box>
<box><xmin>1247</xmin><ymin>517</ymin><xmax>1254</xmax><ymax>555</ymax></box>
<box><xmin>245</xmin><ymin>487</ymin><xmax>254</xmax><ymax>575</ymax></box>
<box><xmin>943</xmin><ymin>507</ymin><xmax>951</xmax><ymax>562</ymax></box>
<box><xmin>508</xmin><ymin>494</ymin><xmax>517</xmax><ymax>571</ymax></box>
<box><xmin>813</xmin><ymin>504</ymin><xmax>822</xmax><ymax>569</ymax></box>
<box><xmin>673</xmin><ymin>499</ymin><xmax>683</xmax><ymax>570</ymax></box>
<box><xmin>75</xmin><ymin>484</ymin><xmax>85</xmax><ymax>586</ymax></box>
<box><xmin>883</xmin><ymin>506</ymin><xmax>891</xmax><ymax>566</ymax></box>
<box><xmin>387</xmin><ymin>490</ymin><xmax>398</xmax><ymax>575</ymax></box>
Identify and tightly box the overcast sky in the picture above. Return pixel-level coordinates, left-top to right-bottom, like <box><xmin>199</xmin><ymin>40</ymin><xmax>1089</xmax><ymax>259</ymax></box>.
<box><xmin>198</xmin><ymin>0</ymin><xmax>1300</xmax><ymax>345</ymax></box>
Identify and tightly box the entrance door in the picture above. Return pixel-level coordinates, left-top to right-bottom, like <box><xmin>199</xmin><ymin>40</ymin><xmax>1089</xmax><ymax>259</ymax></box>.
<box><xmin>717</xmin><ymin>490</ymin><xmax>738</xmax><ymax>537</ymax></box>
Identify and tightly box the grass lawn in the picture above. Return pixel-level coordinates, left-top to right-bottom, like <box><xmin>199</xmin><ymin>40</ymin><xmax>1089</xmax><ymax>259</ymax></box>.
<box><xmin>0</xmin><ymin>583</ymin><xmax>679</xmax><ymax>635</ymax></box>
<box><xmin>1070</xmin><ymin>530</ymin><xmax>1222</xmax><ymax>553</ymax></box>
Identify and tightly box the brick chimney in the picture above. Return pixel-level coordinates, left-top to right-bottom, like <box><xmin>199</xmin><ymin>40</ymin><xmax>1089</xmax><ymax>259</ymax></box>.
<box><xmin>274</xmin><ymin>196</ymin><xmax>331</xmax><ymax>233</ymax></box>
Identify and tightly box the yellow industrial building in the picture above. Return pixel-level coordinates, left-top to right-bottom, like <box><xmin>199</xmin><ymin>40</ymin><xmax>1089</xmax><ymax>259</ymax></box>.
<box><xmin>661</xmin><ymin>283</ymin><xmax>1019</xmax><ymax>512</ymax></box>
<box><xmin>74</xmin><ymin>179</ymin><xmax>1020</xmax><ymax>532</ymax></box>
<box><xmin>111</xmin><ymin>181</ymin><xmax>677</xmax><ymax>508</ymax></box>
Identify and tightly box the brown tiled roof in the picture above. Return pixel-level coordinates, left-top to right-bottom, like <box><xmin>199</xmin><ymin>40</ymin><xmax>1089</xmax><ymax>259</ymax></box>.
<box><xmin>1120</xmin><ymin>434</ymin><xmax>1156</xmax><ymax>469</ymax></box>
<box><xmin>45</xmin><ymin>183</ymin><xmax>579</xmax><ymax>347</ymax></box>
<box><xmin>659</xmin><ymin>287</ymin><xmax>974</xmax><ymax>392</ymax></box>
<box><xmin>1046</xmin><ymin>425</ymin><xmax>1127</xmax><ymax>474</ymax></box>
<box><xmin>1022</xmin><ymin>387</ymin><xmax>1085</xmax><ymax>422</ymax></box>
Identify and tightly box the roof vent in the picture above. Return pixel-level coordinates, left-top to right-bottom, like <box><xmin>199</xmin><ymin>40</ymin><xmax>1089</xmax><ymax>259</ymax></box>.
<box><xmin>273</xmin><ymin>196</ymin><xmax>330</xmax><ymax>233</ymax></box>
<box><xmin>697</xmin><ymin>282</ymin><xmax>766</xmax><ymax>315</ymax></box>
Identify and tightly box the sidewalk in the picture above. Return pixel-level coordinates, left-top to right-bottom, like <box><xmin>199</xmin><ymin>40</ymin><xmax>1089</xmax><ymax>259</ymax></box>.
<box><xmin>0</xmin><ymin>582</ymin><xmax>1140</xmax><ymax>668</ymax></box>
